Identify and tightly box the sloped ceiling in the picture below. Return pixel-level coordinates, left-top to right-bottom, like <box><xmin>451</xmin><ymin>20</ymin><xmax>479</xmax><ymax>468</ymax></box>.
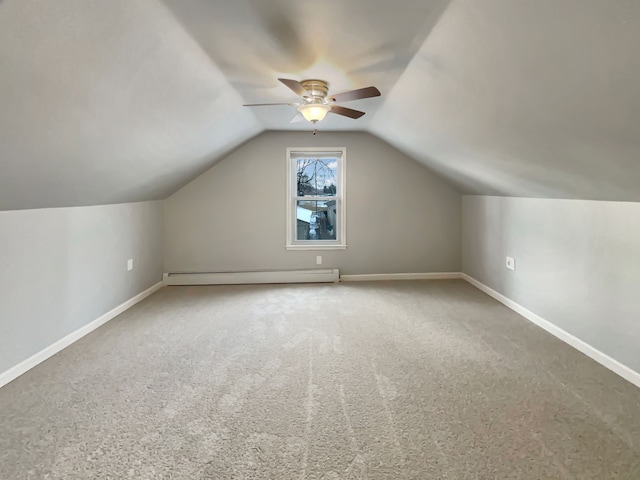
<box><xmin>1</xmin><ymin>0</ymin><xmax>639</xmax><ymax>210</ymax></box>
<box><xmin>162</xmin><ymin>0</ymin><xmax>451</xmax><ymax>131</ymax></box>
<box><xmin>370</xmin><ymin>0</ymin><xmax>640</xmax><ymax>200</ymax></box>
<box><xmin>0</xmin><ymin>0</ymin><xmax>262</xmax><ymax>210</ymax></box>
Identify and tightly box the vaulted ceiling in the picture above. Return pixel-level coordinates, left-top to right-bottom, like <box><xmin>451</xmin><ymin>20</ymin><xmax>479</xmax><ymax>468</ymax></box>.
<box><xmin>1</xmin><ymin>0</ymin><xmax>639</xmax><ymax>210</ymax></box>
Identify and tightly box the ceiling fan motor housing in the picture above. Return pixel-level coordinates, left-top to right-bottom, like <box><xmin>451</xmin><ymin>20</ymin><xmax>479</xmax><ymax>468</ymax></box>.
<box><xmin>300</xmin><ymin>79</ymin><xmax>329</xmax><ymax>101</ymax></box>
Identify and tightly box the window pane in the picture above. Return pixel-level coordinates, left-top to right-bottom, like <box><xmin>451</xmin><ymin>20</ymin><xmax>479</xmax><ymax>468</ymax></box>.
<box><xmin>296</xmin><ymin>200</ymin><xmax>337</xmax><ymax>240</ymax></box>
<box><xmin>296</xmin><ymin>158</ymin><xmax>338</xmax><ymax>196</ymax></box>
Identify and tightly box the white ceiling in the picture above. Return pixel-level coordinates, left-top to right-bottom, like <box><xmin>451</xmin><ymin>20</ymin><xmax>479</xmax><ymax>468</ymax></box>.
<box><xmin>162</xmin><ymin>0</ymin><xmax>451</xmax><ymax>131</ymax></box>
<box><xmin>1</xmin><ymin>0</ymin><xmax>639</xmax><ymax>209</ymax></box>
<box><xmin>370</xmin><ymin>0</ymin><xmax>640</xmax><ymax>199</ymax></box>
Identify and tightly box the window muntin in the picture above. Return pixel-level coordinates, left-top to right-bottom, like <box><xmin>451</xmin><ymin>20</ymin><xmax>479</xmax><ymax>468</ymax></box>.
<box><xmin>286</xmin><ymin>148</ymin><xmax>346</xmax><ymax>250</ymax></box>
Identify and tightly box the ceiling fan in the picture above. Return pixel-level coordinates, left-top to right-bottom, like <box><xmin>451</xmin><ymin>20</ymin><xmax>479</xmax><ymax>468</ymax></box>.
<box><xmin>243</xmin><ymin>78</ymin><xmax>381</xmax><ymax>123</ymax></box>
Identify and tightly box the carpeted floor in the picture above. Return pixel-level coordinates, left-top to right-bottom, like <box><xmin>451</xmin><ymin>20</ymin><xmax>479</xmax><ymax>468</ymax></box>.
<box><xmin>1</xmin><ymin>280</ymin><xmax>639</xmax><ymax>479</ymax></box>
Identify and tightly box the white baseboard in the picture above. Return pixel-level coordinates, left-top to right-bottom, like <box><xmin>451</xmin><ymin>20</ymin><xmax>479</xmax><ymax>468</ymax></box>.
<box><xmin>163</xmin><ymin>269</ymin><xmax>340</xmax><ymax>286</ymax></box>
<box><xmin>0</xmin><ymin>282</ymin><xmax>164</xmax><ymax>389</ymax></box>
<box><xmin>461</xmin><ymin>273</ymin><xmax>640</xmax><ymax>389</ymax></box>
<box><xmin>340</xmin><ymin>272</ymin><xmax>462</xmax><ymax>282</ymax></box>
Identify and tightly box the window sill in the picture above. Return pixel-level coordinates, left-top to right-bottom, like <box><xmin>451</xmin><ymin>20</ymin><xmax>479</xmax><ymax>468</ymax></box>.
<box><xmin>286</xmin><ymin>244</ymin><xmax>348</xmax><ymax>251</ymax></box>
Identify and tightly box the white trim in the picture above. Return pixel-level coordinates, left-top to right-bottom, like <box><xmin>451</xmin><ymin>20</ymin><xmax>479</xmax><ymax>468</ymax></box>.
<box><xmin>461</xmin><ymin>273</ymin><xmax>640</xmax><ymax>389</ymax></box>
<box><xmin>0</xmin><ymin>282</ymin><xmax>164</xmax><ymax>389</ymax></box>
<box><xmin>340</xmin><ymin>272</ymin><xmax>462</xmax><ymax>282</ymax></box>
<box><xmin>286</xmin><ymin>244</ymin><xmax>347</xmax><ymax>251</ymax></box>
<box><xmin>286</xmin><ymin>147</ymin><xmax>346</xmax><ymax>249</ymax></box>
<box><xmin>163</xmin><ymin>269</ymin><xmax>340</xmax><ymax>286</ymax></box>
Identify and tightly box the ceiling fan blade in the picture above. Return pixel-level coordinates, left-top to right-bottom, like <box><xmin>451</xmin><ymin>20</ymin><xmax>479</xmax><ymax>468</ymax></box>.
<box><xmin>329</xmin><ymin>105</ymin><xmax>366</xmax><ymax>119</ymax></box>
<box><xmin>329</xmin><ymin>86</ymin><xmax>381</xmax><ymax>103</ymax></box>
<box><xmin>243</xmin><ymin>102</ymin><xmax>297</xmax><ymax>107</ymax></box>
<box><xmin>289</xmin><ymin>112</ymin><xmax>305</xmax><ymax>123</ymax></box>
<box><xmin>278</xmin><ymin>78</ymin><xmax>307</xmax><ymax>97</ymax></box>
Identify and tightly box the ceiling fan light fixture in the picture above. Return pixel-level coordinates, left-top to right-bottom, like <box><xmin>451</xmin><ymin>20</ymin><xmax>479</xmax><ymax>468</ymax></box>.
<box><xmin>297</xmin><ymin>103</ymin><xmax>330</xmax><ymax>123</ymax></box>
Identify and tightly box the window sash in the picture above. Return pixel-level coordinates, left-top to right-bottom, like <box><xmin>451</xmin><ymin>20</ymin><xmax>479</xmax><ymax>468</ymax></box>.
<box><xmin>293</xmin><ymin>198</ymin><xmax>340</xmax><ymax>243</ymax></box>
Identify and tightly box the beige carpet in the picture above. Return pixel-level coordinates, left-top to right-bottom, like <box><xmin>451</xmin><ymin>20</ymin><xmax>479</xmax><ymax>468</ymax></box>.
<box><xmin>1</xmin><ymin>280</ymin><xmax>639</xmax><ymax>479</ymax></box>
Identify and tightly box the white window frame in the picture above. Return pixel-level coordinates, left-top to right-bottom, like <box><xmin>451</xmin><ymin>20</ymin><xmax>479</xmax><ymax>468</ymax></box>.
<box><xmin>286</xmin><ymin>147</ymin><xmax>347</xmax><ymax>250</ymax></box>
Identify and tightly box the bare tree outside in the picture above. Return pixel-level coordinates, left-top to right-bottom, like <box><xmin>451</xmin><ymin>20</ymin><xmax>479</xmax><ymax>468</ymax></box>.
<box><xmin>295</xmin><ymin>158</ymin><xmax>338</xmax><ymax>240</ymax></box>
<box><xmin>296</xmin><ymin>158</ymin><xmax>337</xmax><ymax>196</ymax></box>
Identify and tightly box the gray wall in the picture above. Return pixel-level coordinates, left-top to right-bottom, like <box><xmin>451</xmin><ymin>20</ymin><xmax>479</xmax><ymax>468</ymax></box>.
<box><xmin>462</xmin><ymin>196</ymin><xmax>640</xmax><ymax>373</ymax></box>
<box><xmin>164</xmin><ymin>131</ymin><xmax>461</xmax><ymax>275</ymax></box>
<box><xmin>0</xmin><ymin>201</ymin><xmax>164</xmax><ymax>374</ymax></box>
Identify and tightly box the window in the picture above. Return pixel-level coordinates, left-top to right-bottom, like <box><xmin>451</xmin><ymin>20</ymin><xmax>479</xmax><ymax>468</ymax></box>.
<box><xmin>286</xmin><ymin>147</ymin><xmax>346</xmax><ymax>250</ymax></box>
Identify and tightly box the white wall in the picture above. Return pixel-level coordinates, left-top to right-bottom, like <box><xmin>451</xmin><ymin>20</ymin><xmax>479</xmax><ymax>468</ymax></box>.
<box><xmin>164</xmin><ymin>131</ymin><xmax>462</xmax><ymax>275</ymax></box>
<box><xmin>462</xmin><ymin>196</ymin><xmax>640</xmax><ymax>373</ymax></box>
<box><xmin>0</xmin><ymin>201</ymin><xmax>163</xmax><ymax>374</ymax></box>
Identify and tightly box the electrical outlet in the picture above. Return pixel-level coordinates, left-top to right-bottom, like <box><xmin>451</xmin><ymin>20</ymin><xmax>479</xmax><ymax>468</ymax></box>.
<box><xmin>506</xmin><ymin>256</ymin><xmax>515</xmax><ymax>271</ymax></box>
<box><xmin>316</xmin><ymin>255</ymin><xmax>322</xmax><ymax>265</ymax></box>
<box><xmin>127</xmin><ymin>258</ymin><xmax>134</xmax><ymax>271</ymax></box>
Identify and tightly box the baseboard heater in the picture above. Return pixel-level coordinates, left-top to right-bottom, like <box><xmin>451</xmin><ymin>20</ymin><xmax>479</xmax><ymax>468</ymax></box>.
<box><xmin>163</xmin><ymin>269</ymin><xmax>340</xmax><ymax>286</ymax></box>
